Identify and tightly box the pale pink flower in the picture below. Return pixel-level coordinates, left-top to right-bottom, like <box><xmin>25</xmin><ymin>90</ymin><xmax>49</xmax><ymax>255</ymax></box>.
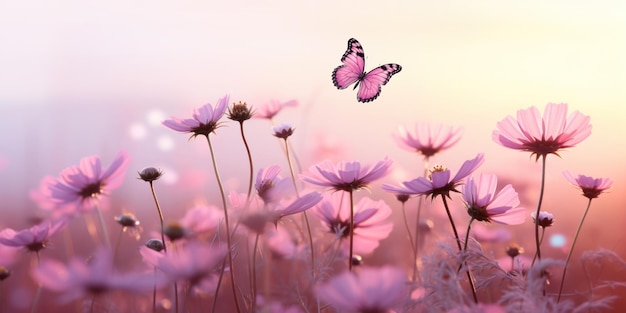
<box><xmin>162</xmin><ymin>94</ymin><xmax>229</xmax><ymax>138</ymax></box>
<box><xmin>301</xmin><ymin>157</ymin><xmax>393</xmax><ymax>192</ymax></box>
<box><xmin>238</xmin><ymin>192</ymin><xmax>322</xmax><ymax>233</ymax></box>
<box><xmin>463</xmin><ymin>174</ymin><xmax>526</xmax><ymax>225</ymax></box>
<box><xmin>32</xmin><ymin>248</ymin><xmax>157</xmax><ymax>302</ymax></box>
<box><xmin>466</xmin><ymin>224</ymin><xmax>511</xmax><ymax>243</ymax></box>
<box><xmin>272</xmin><ymin>122</ymin><xmax>295</xmax><ymax>139</ymax></box>
<box><xmin>563</xmin><ymin>171</ymin><xmax>612</xmax><ymax>199</ymax></box>
<box><xmin>315</xmin><ymin>266</ymin><xmax>406</xmax><ymax>313</ymax></box>
<box><xmin>531</xmin><ymin>211</ymin><xmax>554</xmax><ymax>227</ymax></box>
<box><xmin>178</xmin><ymin>205</ymin><xmax>223</xmax><ymax>237</ymax></box>
<box><xmin>493</xmin><ymin>103</ymin><xmax>591</xmax><ymax>160</ymax></box>
<box><xmin>393</xmin><ymin>123</ymin><xmax>462</xmax><ymax>160</ymax></box>
<box><xmin>254</xmin><ymin>99</ymin><xmax>298</xmax><ymax>120</ymax></box>
<box><xmin>314</xmin><ymin>193</ymin><xmax>393</xmax><ymax>254</ymax></box>
<box><xmin>34</xmin><ymin>151</ymin><xmax>130</xmax><ymax>213</ymax></box>
<box><xmin>382</xmin><ymin>153</ymin><xmax>484</xmax><ymax>200</ymax></box>
<box><xmin>255</xmin><ymin>165</ymin><xmax>291</xmax><ymax>204</ymax></box>
<box><xmin>0</xmin><ymin>218</ymin><xmax>68</xmax><ymax>252</ymax></box>
<box><xmin>140</xmin><ymin>241</ymin><xmax>226</xmax><ymax>286</ymax></box>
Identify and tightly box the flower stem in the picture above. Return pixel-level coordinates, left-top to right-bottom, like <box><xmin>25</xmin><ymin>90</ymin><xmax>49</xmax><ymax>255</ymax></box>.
<box><xmin>557</xmin><ymin>198</ymin><xmax>593</xmax><ymax>303</ymax></box>
<box><xmin>205</xmin><ymin>135</ymin><xmax>242</xmax><ymax>313</ymax></box>
<box><xmin>283</xmin><ymin>138</ymin><xmax>316</xmax><ymax>279</ymax></box>
<box><xmin>95</xmin><ymin>204</ymin><xmax>111</xmax><ymax>248</ymax></box>
<box><xmin>250</xmin><ymin>234</ymin><xmax>260</xmax><ymax>312</ymax></box>
<box><xmin>31</xmin><ymin>252</ymin><xmax>42</xmax><ymax>313</ymax></box>
<box><xmin>238</xmin><ymin>122</ymin><xmax>254</xmax><ymax>200</ymax></box>
<box><xmin>148</xmin><ymin>181</ymin><xmax>168</xmax><ymax>253</ymax></box>
<box><xmin>400</xmin><ymin>201</ymin><xmax>418</xmax><ymax>281</ymax></box>
<box><xmin>441</xmin><ymin>196</ymin><xmax>478</xmax><ymax>304</ymax></box>
<box><xmin>348</xmin><ymin>190</ymin><xmax>355</xmax><ymax>272</ymax></box>
<box><xmin>532</xmin><ymin>155</ymin><xmax>548</xmax><ymax>266</ymax></box>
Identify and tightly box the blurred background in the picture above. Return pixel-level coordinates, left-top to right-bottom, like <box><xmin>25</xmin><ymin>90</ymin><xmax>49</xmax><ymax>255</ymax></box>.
<box><xmin>1</xmin><ymin>0</ymin><xmax>625</xmax><ymax>309</ymax></box>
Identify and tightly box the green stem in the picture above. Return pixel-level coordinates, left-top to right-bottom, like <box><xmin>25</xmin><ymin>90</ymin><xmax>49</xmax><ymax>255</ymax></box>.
<box><xmin>348</xmin><ymin>190</ymin><xmax>355</xmax><ymax>271</ymax></box>
<box><xmin>149</xmin><ymin>181</ymin><xmax>168</xmax><ymax>253</ymax></box>
<box><xmin>283</xmin><ymin>138</ymin><xmax>316</xmax><ymax>279</ymax></box>
<box><xmin>238</xmin><ymin>122</ymin><xmax>254</xmax><ymax>201</ymax></box>
<box><xmin>441</xmin><ymin>196</ymin><xmax>478</xmax><ymax>304</ymax></box>
<box><xmin>557</xmin><ymin>198</ymin><xmax>593</xmax><ymax>303</ymax></box>
<box><xmin>205</xmin><ymin>135</ymin><xmax>241</xmax><ymax>313</ymax></box>
<box><xmin>532</xmin><ymin>155</ymin><xmax>548</xmax><ymax>266</ymax></box>
<box><xmin>400</xmin><ymin>202</ymin><xmax>418</xmax><ymax>281</ymax></box>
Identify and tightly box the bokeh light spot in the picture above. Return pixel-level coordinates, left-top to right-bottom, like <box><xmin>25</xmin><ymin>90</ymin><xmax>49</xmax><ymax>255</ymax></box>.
<box><xmin>157</xmin><ymin>135</ymin><xmax>174</xmax><ymax>151</ymax></box>
<box><xmin>549</xmin><ymin>233</ymin><xmax>567</xmax><ymax>248</ymax></box>
<box><xmin>129</xmin><ymin>123</ymin><xmax>147</xmax><ymax>140</ymax></box>
<box><xmin>147</xmin><ymin>109</ymin><xmax>166</xmax><ymax>127</ymax></box>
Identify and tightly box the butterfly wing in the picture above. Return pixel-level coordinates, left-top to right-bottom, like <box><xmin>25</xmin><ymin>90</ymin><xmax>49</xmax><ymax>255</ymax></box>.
<box><xmin>356</xmin><ymin>63</ymin><xmax>402</xmax><ymax>103</ymax></box>
<box><xmin>332</xmin><ymin>38</ymin><xmax>365</xmax><ymax>89</ymax></box>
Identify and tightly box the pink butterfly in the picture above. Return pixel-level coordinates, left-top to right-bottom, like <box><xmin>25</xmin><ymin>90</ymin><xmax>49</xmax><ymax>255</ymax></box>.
<box><xmin>332</xmin><ymin>38</ymin><xmax>402</xmax><ymax>103</ymax></box>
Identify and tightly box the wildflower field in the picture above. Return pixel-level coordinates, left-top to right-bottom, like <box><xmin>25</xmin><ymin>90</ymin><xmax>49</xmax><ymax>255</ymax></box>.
<box><xmin>1</xmin><ymin>1</ymin><xmax>625</xmax><ymax>313</ymax></box>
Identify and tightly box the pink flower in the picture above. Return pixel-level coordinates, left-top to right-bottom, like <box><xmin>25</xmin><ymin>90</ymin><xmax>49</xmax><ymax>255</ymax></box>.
<box><xmin>393</xmin><ymin>123</ymin><xmax>462</xmax><ymax>160</ymax></box>
<box><xmin>178</xmin><ymin>205</ymin><xmax>223</xmax><ymax>237</ymax></box>
<box><xmin>563</xmin><ymin>171</ymin><xmax>612</xmax><ymax>199</ymax></box>
<box><xmin>272</xmin><ymin>122</ymin><xmax>295</xmax><ymax>139</ymax></box>
<box><xmin>255</xmin><ymin>165</ymin><xmax>291</xmax><ymax>204</ymax></box>
<box><xmin>531</xmin><ymin>211</ymin><xmax>554</xmax><ymax>227</ymax></box>
<box><xmin>0</xmin><ymin>218</ymin><xmax>68</xmax><ymax>252</ymax></box>
<box><xmin>447</xmin><ymin>304</ymin><xmax>507</xmax><ymax>313</ymax></box>
<box><xmin>315</xmin><ymin>266</ymin><xmax>406</xmax><ymax>313</ymax></box>
<box><xmin>382</xmin><ymin>153</ymin><xmax>484</xmax><ymax>200</ymax></box>
<box><xmin>493</xmin><ymin>103</ymin><xmax>591</xmax><ymax>160</ymax></box>
<box><xmin>162</xmin><ymin>94</ymin><xmax>229</xmax><ymax>138</ymax></box>
<box><xmin>462</xmin><ymin>174</ymin><xmax>526</xmax><ymax>225</ymax></box>
<box><xmin>32</xmin><ymin>248</ymin><xmax>157</xmax><ymax>302</ymax></box>
<box><xmin>254</xmin><ymin>99</ymin><xmax>298</xmax><ymax>120</ymax></box>
<box><xmin>314</xmin><ymin>194</ymin><xmax>393</xmax><ymax>254</ymax></box>
<box><xmin>238</xmin><ymin>192</ymin><xmax>322</xmax><ymax>234</ymax></box>
<box><xmin>301</xmin><ymin>157</ymin><xmax>393</xmax><ymax>192</ymax></box>
<box><xmin>34</xmin><ymin>151</ymin><xmax>130</xmax><ymax>213</ymax></box>
<box><xmin>140</xmin><ymin>241</ymin><xmax>226</xmax><ymax>286</ymax></box>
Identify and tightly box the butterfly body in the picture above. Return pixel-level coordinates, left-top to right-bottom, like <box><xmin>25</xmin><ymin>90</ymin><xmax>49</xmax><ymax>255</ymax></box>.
<box><xmin>332</xmin><ymin>38</ymin><xmax>402</xmax><ymax>103</ymax></box>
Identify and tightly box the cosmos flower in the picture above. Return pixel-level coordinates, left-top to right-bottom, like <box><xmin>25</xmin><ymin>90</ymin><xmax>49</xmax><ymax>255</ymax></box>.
<box><xmin>531</xmin><ymin>211</ymin><xmax>554</xmax><ymax>228</ymax></box>
<box><xmin>140</xmin><ymin>241</ymin><xmax>226</xmax><ymax>286</ymax></box>
<box><xmin>255</xmin><ymin>165</ymin><xmax>291</xmax><ymax>204</ymax></box>
<box><xmin>33</xmin><ymin>151</ymin><xmax>130</xmax><ymax>214</ymax></box>
<box><xmin>178</xmin><ymin>205</ymin><xmax>223</xmax><ymax>237</ymax></box>
<box><xmin>272</xmin><ymin>122</ymin><xmax>295</xmax><ymax>139</ymax></box>
<box><xmin>0</xmin><ymin>218</ymin><xmax>68</xmax><ymax>252</ymax></box>
<box><xmin>301</xmin><ymin>157</ymin><xmax>393</xmax><ymax>192</ymax></box>
<box><xmin>492</xmin><ymin>103</ymin><xmax>591</xmax><ymax>160</ymax></box>
<box><xmin>462</xmin><ymin>174</ymin><xmax>526</xmax><ymax>225</ymax></box>
<box><xmin>393</xmin><ymin>123</ymin><xmax>462</xmax><ymax>160</ymax></box>
<box><xmin>563</xmin><ymin>171</ymin><xmax>612</xmax><ymax>199</ymax></box>
<box><xmin>254</xmin><ymin>99</ymin><xmax>298</xmax><ymax>120</ymax></box>
<box><xmin>315</xmin><ymin>266</ymin><xmax>406</xmax><ymax>313</ymax></box>
<box><xmin>32</xmin><ymin>248</ymin><xmax>157</xmax><ymax>302</ymax></box>
<box><xmin>382</xmin><ymin>153</ymin><xmax>484</xmax><ymax>200</ymax></box>
<box><xmin>162</xmin><ymin>94</ymin><xmax>230</xmax><ymax>138</ymax></box>
<box><xmin>313</xmin><ymin>193</ymin><xmax>393</xmax><ymax>255</ymax></box>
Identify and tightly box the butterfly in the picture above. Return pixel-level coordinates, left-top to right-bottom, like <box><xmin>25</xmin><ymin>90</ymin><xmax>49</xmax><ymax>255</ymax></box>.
<box><xmin>332</xmin><ymin>38</ymin><xmax>402</xmax><ymax>103</ymax></box>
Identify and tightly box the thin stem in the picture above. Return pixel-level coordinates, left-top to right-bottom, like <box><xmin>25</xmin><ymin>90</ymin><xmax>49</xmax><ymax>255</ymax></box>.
<box><xmin>400</xmin><ymin>202</ymin><xmax>418</xmax><ymax>281</ymax></box>
<box><xmin>211</xmin><ymin>258</ymin><xmax>228</xmax><ymax>313</ymax></box>
<box><xmin>149</xmin><ymin>181</ymin><xmax>168</xmax><ymax>253</ymax></box>
<box><xmin>441</xmin><ymin>196</ymin><xmax>478</xmax><ymax>304</ymax></box>
<box><xmin>283</xmin><ymin>138</ymin><xmax>316</xmax><ymax>279</ymax></box>
<box><xmin>348</xmin><ymin>190</ymin><xmax>355</xmax><ymax>271</ymax></box>
<box><xmin>531</xmin><ymin>227</ymin><xmax>546</xmax><ymax>266</ymax></box>
<box><xmin>532</xmin><ymin>155</ymin><xmax>548</xmax><ymax>266</ymax></box>
<box><xmin>557</xmin><ymin>198</ymin><xmax>594</xmax><ymax>303</ymax></box>
<box><xmin>413</xmin><ymin>165</ymin><xmax>428</xmax><ymax>281</ymax></box>
<box><xmin>95</xmin><ymin>204</ymin><xmax>111</xmax><ymax>248</ymax></box>
<box><xmin>463</xmin><ymin>218</ymin><xmax>474</xmax><ymax>252</ymax></box>
<box><xmin>152</xmin><ymin>267</ymin><xmax>158</xmax><ymax>313</ymax></box>
<box><xmin>238</xmin><ymin>122</ymin><xmax>254</xmax><ymax>200</ymax></box>
<box><xmin>112</xmin><ymin>227</ymin><xmax>124</xmax><ymax>269</ymax></box>
<box><xmin>250</xmin><ymin>234</ymin><xmax>260</xmax><ymax>312</ymax></box>
<box><xmin>31</xmin><ymin>252</ymin><xmax>42</xmax><ymax>313</ymax></box>
<box><xmin>205</xmin><ymin>135</ymin><xmax>242</xmax><ymax>313</ymax></box>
